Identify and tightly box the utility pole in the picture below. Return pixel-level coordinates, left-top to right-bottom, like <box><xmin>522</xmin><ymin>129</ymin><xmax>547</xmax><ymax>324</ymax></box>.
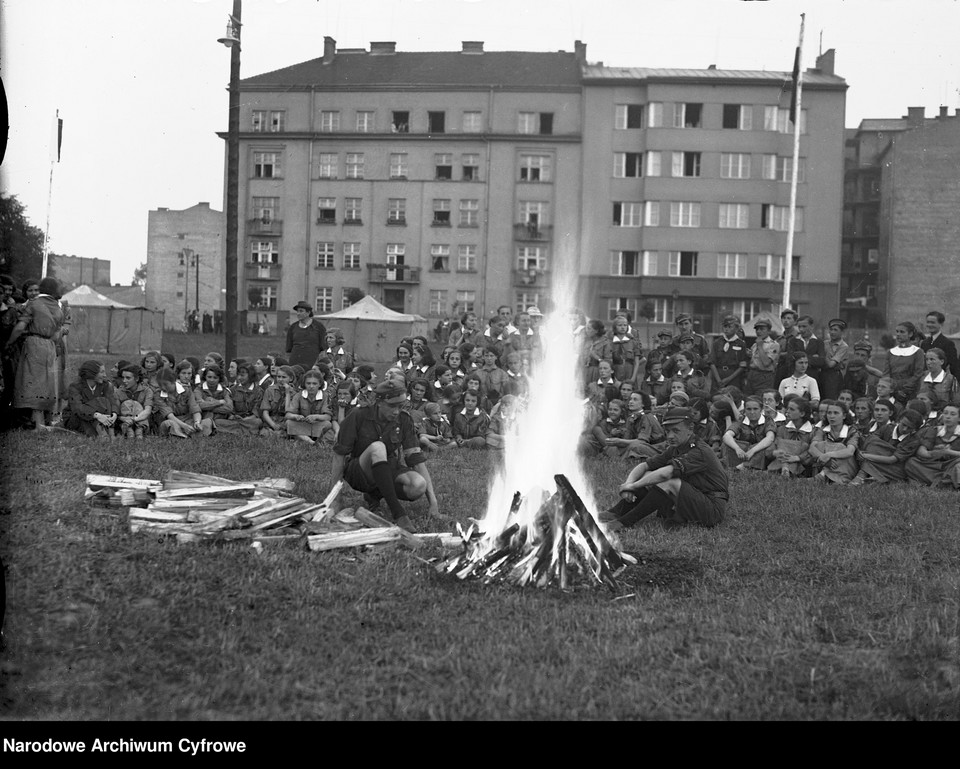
<box><xmin>219</xmin><ymin>0</ymin><xmax>242</xmax><ymax>365</ymax></box>
<box><xmin>195</xmin><ymin>253</ymin><xmax>201</xmax><ymax>315</ymax></box>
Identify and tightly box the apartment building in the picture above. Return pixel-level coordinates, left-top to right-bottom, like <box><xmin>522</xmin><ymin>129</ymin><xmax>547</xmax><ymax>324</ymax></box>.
<box><xmin>232</xmin><ymin>38</ymin><xmax>584</xmax><ymax>332</ymax></box>
<box><xmin>579</xmin><ymin>51</ymin><xmax>847</xmax><ymax>333</ymax></box>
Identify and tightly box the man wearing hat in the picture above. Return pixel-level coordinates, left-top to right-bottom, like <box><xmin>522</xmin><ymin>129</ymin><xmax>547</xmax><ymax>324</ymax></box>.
<box><xmin>819</xmin><ymin>318</ymin><xmax>850</xmax><ymax>400</ymax></box>
<box><xmin>708</xmin><ymin>314</ymin><xmax>749</xmax><ymax>394</ymax></box>
<box><xmin>670</xmin><ymin>313</ymin><xmax>709</xmax><ymax>361</ymax></box>
<box><xmin>600</xmin><ymin>407</ymin><xmax>728</xmax><ymax>530</ymax></box>
<box><xmin>285</xmin><ymin>301</ymin><xmax>327</xmax><ymax>370</ymax></box>
<box><xmin>329</xmin><ymin>380</ymin><xmax>440</xmax><ymax>533</ymax></box>
<box><xmin>775</xmin><ymin>309</ymin><xmax>804</xmax><ymax>386</ymax></box>
<box><xmin>744</xmin><ymin>317</ymin><xmax>779</xmax><ymax>396</ymax></box>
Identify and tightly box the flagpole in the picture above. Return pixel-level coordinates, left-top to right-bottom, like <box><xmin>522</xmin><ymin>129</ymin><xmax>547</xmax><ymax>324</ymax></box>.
<box><xmin>42</xmin><ymin>109</ymin><xmax>60</xmax><ymax>278</ymax></box>
<box><xmin>782</xmin><ymin>14</ymin><xmax>804</xmax><ymax>313</ymax></box>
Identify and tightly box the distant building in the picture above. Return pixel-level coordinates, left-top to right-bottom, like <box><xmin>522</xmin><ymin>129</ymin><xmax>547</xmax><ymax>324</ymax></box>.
<box><xmin>49</xmin><ymin>255</ymin><xmax>111</xmax><ymax>289</ymax></box>
<box><xmin>99</xmin><ymin>284</ymin><xmax>147</xmax><ymax>307</ymax></box>
<box><xmin>146</xmin><ymin>202</ymin><xmax>224</xmax><ymax>329</ymax></box>
<box><xmin>842</xmin><ymin>106</ymin><xmax>960</xmax><ymax>332</ymax></box>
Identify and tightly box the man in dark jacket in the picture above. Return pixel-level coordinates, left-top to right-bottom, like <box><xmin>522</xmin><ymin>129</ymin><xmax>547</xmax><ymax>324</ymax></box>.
<box><xmin>920</xmin><ymin>310</ymin><xmax>959</xmax><ymax>378</ymax></box>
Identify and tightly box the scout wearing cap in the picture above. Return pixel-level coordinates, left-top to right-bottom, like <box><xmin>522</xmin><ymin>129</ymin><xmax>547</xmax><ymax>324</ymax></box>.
<box><xmin>753</xmin><ymin>318</ymin><xmax>772</xmax><ymax>330</ymax></box>
<box><xmin>677</xmin><ymin>334</ymin><xmax>695</xmax><ymax>344</ymax></box>
<box><xmin>526</xmin><ymin>306</ymin><xmax>543</xmax><ymax>318</ymax></box>
<box><xmin>828</xmin><ymin>318</ymin><xmax>847</xmax><ymax>330</ymax></box>
<box><xmin>675</xmin><ymin>313</ymin><xmax>693</xmax><ymax>325</ymax></box>
<box><xmin>374</xmin><ymin>380</ymin><xmax>408</xmax><ymax>405</ymax></box>
<box><xmin>657</xmin><ymin>329</ymin><xmax>673</xmax><ymax>340</ymax></box>
<box><xmin>660</xmin><ymin>406</ymin><xmax>695</xmax><ymax>426</ymax></box>
<box><xmin>722</xmin><ymin>314</ymin><xmax>740</xmax><ymax>326</ymax></box>
<box><xmin>853</xmin><ymin>340</ymin><xmax>873</xmax><ymax>354</ymax></box>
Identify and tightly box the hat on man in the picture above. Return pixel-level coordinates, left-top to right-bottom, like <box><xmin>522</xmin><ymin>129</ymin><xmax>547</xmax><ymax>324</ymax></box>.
<box><xmin>721</xmin><ymin>314</ymin><xmax>740</xmax><ymax>326</ymax></box>
<box><xmin>293</xmin><ymin>300</ymin><xmax>313</xmax><ymax>313</ymax></box>
<box><xmin>677</xmin><ymin>334</ymin><xmax>695</xmax><ymax>343</ymax></box>
<box><xmin>853</xmin><ymin>340</ymin><xmax>873</xmax><ymax>354</ymax></box>
<box><xmin>828</xmin><ymin>318</ymin><xmax>847</xmax><ymax>330</ymax></box>
<box><xmin>374</xmin><ymin>380</ymin><xmax>408</xmax><ymax>404</ymax></box>
<box><xmin>753</xmin><ymin>318</ymin><xmax>772</xmax><ymax>329</ymax></box>
<box><xmin>661</xmin><ymin>406</ymin><xmax>695</xmax><ymax>426</ymax></box>
<box><xmin>526</xmin><ymin>306</ymin><xmax>543</xmax><ymax>318</ymax></box>
<box><xmin>657</xmin><ymin>329</ymin><xmax>673</xmax><ymax>339</ymax></box>
<box><xmin>669</xmin><ymin>391</ymin><xmax>691</xmax><ymax>404</ymax></box>
<box><xmin>780</xmin><ymin>308</ymin><xmax>799</xmax><ymax>319</ymax></box>
<box><xmin>675</xmin><ymin>312</ymin><xmax>692</xmax><ymax>325</ymax></box>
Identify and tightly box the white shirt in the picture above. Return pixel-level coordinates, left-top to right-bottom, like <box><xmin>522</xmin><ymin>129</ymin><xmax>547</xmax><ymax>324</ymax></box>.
<box><xmin>779</xmin><ymin>374</ymin><xmax>821</xmax><ymax>403</ymax></box>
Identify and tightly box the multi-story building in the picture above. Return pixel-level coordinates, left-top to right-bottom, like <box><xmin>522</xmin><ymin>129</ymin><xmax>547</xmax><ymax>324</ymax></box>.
<box><xmin>842</xmin><ymin>106</ymin><xmax>960</xmax><ymax>332</ymax></box>
<box><xmin>579</xmin><ymin>51</ymin><xmax>847</xmax><ymax>334</ymax></box>
<box><xmin>145</xmin><ymin>202</ymin><xmax>224</xmax><ymax>328</ymax></box>
<box><xmin>49</xmin><ymin>255</ymin><xmax>111</xmax><ymax>289</ymax></box>
<box><xmin>232</xmin><ymin>38</ymin><xmax>585</xmax><ymax>331</ymax></box>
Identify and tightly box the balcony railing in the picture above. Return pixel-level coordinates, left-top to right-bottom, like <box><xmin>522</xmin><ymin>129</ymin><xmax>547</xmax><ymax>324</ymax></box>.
<box><xmin>367</xmin><ymin>263</ymin><xmax>421</xmax><ymax>284</ymax></box>
<box><xmin>247</xmin><ymin>218</ymin><xmax>283</xmax><ymax>235</ymax></box>
<box><xmin>245</xmin><ymin>263</ymin><xmax>282</xmax><ymax>280</ymax></box>
<box><xmin>513</xmin><ymin>223</ymin><xmax>553</xmax><ymax>241</ymax></box>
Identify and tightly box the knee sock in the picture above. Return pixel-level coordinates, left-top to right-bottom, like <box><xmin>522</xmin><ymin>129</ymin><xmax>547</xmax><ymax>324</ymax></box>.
<box><xmin>371</xmin><ymin>461</ymin><xmax>406</xmax><ymax>521</ymax></box>
<box><xmin>618</xmin><ymin>487</ymin><xmax>674</xmax><ymax>527</ymax></box>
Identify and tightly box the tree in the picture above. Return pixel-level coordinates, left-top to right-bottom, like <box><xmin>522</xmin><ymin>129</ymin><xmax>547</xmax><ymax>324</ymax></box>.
<box><xmin>0</xmin><ymin>194</ymin><xmax>44</xmax><ymax>283</ymax></box>
<box><xmin>344</xmin><ymin>287</ymin><xmax>365</xmax><ymax>306</ymax></box>
<box><xmin>132</xmin><ymin>261</ymin><xmax>147</xmax><ymax>288</ymax></box>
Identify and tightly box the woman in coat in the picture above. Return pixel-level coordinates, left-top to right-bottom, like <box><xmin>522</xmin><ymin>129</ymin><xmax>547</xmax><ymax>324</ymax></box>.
<box><xmin>882</xmin><ymin>321</ymin><xmax>926</xmax><ymax>404</ymax></box>
<box><xmin>62</xmin><ymin>360</ymin><xmax>119</xmax><ymax>439</ymax></box>
<box><xmin>285</xmin><ymin>301</ymin><xmax>327</xmax><ymax>369</ymax></box>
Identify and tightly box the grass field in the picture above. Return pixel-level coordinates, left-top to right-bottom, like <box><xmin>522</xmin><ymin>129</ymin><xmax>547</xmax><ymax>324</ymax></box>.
<box><xmin>1</xmin><ymin>416</ymin><xmax>958</xmax><ymax>720</ymax></box>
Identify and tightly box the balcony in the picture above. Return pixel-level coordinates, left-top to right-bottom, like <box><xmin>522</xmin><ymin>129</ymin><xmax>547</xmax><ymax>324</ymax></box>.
<box><xmin>513</xmin><ymin>267</ymin><xmax>551</xmax><ymax>287</ymax></box>
<box><xmin>513</xmin><ymin>223</ymin><xmax>553</xmax><ymax>241</ymax></box>
<box><xmin>245</xmin><ymin>263</ymin><xmax>282</xmax><ymax>280</ymax></box>
<box><xmin>247</xmin><ymin>218</ymin><xmax>283</xmax><ymax>235</ymax></box>
<box><xmin>367</xmin><ymin>263</ymin><xmax>421</xmax><ymax>284</ymax></box>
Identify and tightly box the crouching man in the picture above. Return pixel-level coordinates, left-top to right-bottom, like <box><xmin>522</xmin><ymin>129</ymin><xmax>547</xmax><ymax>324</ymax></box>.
<box><xmin>329</xmin><ymin>380</ymin><xmax>440</xmax><ymax>533</ymax></box>
<box><xmin>600</xmin><ymin>407</ymin><xmax>729</xmax><ymax>531</ymax></box>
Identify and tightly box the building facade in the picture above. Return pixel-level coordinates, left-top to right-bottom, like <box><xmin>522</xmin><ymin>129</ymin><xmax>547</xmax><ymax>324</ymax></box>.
<box><xmin>49</xmin><ymin>255</ymin><xmax>111</xmax><ymax>289</ymax></box>
<box><xmin>145</xmin><ymin>202</ymin><xmax>224</xmax><ymax>329</ymax></box>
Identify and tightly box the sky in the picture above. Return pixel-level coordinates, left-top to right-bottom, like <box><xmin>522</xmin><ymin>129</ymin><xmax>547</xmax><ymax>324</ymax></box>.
<box><xmin>1</xmin><ymin>0</ymin><xmax>958</xmax><ymax>286</ymax></box>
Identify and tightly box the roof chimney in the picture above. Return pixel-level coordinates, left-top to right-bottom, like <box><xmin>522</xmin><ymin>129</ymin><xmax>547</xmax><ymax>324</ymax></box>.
<box><xmin>906</xmin><ymin>106</ymin><xmax>925</xmax><ymax>126</ymax></box>
<box><xmin>814</xmin><ymin>49</ymin><xmax>835</xmax><ymax>76</ymax></box>
<box><xmin>461</xmin><ymin>41</ymin><xmax>484</xmax><ymax>54</ymax></box>
<box><xmin>939</xmin><ymin>105</ymin><xmax>949</xmax><ymax>118</ymax></box>
<box><xmin>323</xmin><ymin>36</ymin><xmax>336</xmax><ymax>64</ymax></box>
<box><xmin>574</xmin><ymin>39</ymin><xmax>587</xmax><ymax>63</ymax></box>
<box><xmin>370</xmin><ymin>41</ymin><xmax>396</xmax><ymax>55</ymax></box>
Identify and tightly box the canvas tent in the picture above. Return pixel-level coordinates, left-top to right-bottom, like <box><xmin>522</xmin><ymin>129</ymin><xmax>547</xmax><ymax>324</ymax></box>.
<box><xmin>60</xmin><ymin>284</ymin><xmax>164</xmax><ymax>355</ymax></box>
<box><xmin>318</xmin><ymin>295</ymin><xmax>429</xmax><ymax>363</ymax></box>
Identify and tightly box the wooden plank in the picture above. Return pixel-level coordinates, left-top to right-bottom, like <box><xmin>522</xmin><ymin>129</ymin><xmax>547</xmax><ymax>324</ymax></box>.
<box><xmin>306</xmin><ymin>527</ymin><xmax>402</xmax><ymax>552</ymax></box>
<box><xmin>248</xmin><ymin>503</ymin><xmax>324</xmax><ymax>531</ymax></box>
<box><xmin>86</xmin><ymin>474</ymin><xmax>162</xmax><ymax>491</ymax></box>
<box><xmin>412</xmin><ymin>533</ymin><xmax>463</xmax><ymax>549</ymax></box>
<box><xmin>241</xmin><ymin>497</ymin><xmax>307</xmax><ymax>522</ymax></box>
<box><xmin>128</xmin><ymin>509</ymin><xmax>189</xmax><ymax>523</ymax></box>
<box><xmin>353</xmin><ymin>507</ymin><xmax>422</xmax><ymax>549</ymax></box>
<box><xmin>154</xmin><ymin>485</ymin><xmax>256</xmax><ymax>500</ymax></box>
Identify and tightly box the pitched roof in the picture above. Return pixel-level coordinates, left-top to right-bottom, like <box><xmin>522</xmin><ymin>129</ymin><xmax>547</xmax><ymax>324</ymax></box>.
<box><xmin>241</xmin><ymin>51</ymin><xmax>583</xmax><ymax>89</ymax></box>
<box><xmin>318</xmin><ymin>295</ymin><xmax>426</xmax><ymax>323</ymax></box>
<box><xmin>60</xmin><ymin>284</ymin><xmax>133</xmax><ymax>308</ymax></box>
<box><xmin>581</xmin><ymin>64</ymin><xmax>846</xmax><ymax>88</ymax></box>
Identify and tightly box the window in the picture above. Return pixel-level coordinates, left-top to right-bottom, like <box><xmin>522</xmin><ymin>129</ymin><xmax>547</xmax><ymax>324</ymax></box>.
<box><xmin>717</xmin><ymin>253</ymin><xmax>746</xmax><ymax>279</ymax></box>
<box><xmin>761</xmin><ymin>204</ymin><xmax>803</xmax><ymax>231</ymax></box>
<box><xmin>720</xmin><ymin>153</ymin><xmax>751</xmax><ymax>179</ymax></box>
<box><xmin>320</xmin><ymin>111</ymin><xmax>340</xmax><ymax>132</ymax></box>
<box><xmin>391</xmin><ymin>111</ymin><xmax>409</xmax><ymax>133</ymax></box>
<box><xmin>612</xmin><ymin>202</ymin><xmax>642</xmax><ymax>227</ymax></box>
<box><xmin>427</xmin><ymin>111</ymin><xmax>446</xmax><ymax>133</ymax></box>
<box><xmin>613</xmin><ymin>152</ymin><xmax>642</xmax><ymax>178</ymax></box>
<box><xmin>462</xmin><ymin>111</ymin><xmax>483</xmax><ymax>133</ymax></box>
<box><xmin>517</xmin><ymin>246</ymin><xmax>547</xmax><ymax>271</ymax></box>
<box><xmin>344</xmin><ymin>198</ymin><xmax>362</xmax><ymax>225</ymax></box>
<box><xmin>343</xmin><ymin>243</ymin><xmax>361</xmax><ymax>270</ymax></box>
<box><xmin>718</xmin><ymin>203</ymin><xmax>749</xmax><ymax>229</ymax></box>
<box><xmin>315</xmin><ymin>242</ymin><xmax>335</xmax><ymax>269</ymax></box>
<box><xmin>538</xmin><ymin>113</ymin><xmax>553</xmax><ymax>135</ymax></box>
<box><xmin>435</xmin><ymin>153</ymin><xmax>453</xmax><ymax>180</ymax></box>
<box><xmin>761</xmin><ymin>155</ymin><xmax>806</xmax><ymax>182</ymax></box>
<box><xmin>672</xmin><ymin>151</ymin><xmax>701</xmax><ymax>177</ymax></box>
<box><xmin>866</xmin><ymin>284</ymin><xmax>877</xmax><ymax>299</ymax></box>
<box><xmin>608</xmin><ymin>298</ymin><xmax>640</xmax><ymax>322</ymax></box>
<box><xmin>429</xmin><ymin>289</ymin><xmax>448</xmax><ymax>316</ymax></box>
<box><xmin>516</xmin><ymin>292</ymin><xmax>541</xmax><ymax>316</ymax></box>
<box><xmin>252</xmin><ymin>110</ymin><xmax>285</xmax><ymax>132</ymax></box>
<box><xmin>668</xmin><ymin>251</ymin><xmax>699</xmax><ymax>276</ymax></box>
<box><xmin>615</xmin><ymin>104</ymin><xmax>644</xmax><ymax>129</ymax></box>
<box><xmin>432</xmin><ymin>199</ymin><xmax>451</xmax><ymax>226</ymax></box>
<box><xmin>253</xmin><ymin>152</ymin><xmax>281</xmax><ymax>178</ymax></box>
<box><xmin>722</xmin><ymin>104</ymin><xmax>752</xmax><ymax>130</ymax></box>
<box><xmin>318</xmin><ymin>153</ymin><xmax>338</xmax><ymax>179</ymax></box>
<box><xmin>255</xmin><ymin>285</ymin><xmax>277</xmax><ymax>310</ymax></box>
<box><xmin>647</xmin><ymin>102</ymin><xmax>663</xmax><ymax>127</ymax></box>
<box><xmin>342</xmin><ymin>288</ymin><xmax>358</xmax><ymax>310</ymax></box>
<box><xmin>456</xmin><ymin>290</ymin><xmax>476</xmax><ymax>313</ymax></box>
<box><xmin>389</xmin><ymin>153</ymin><xmax>408</xmax><ymax>179</ymax></box>
<box><xmin>763</xmin><ymin>106</ymin><xmax>807</xmax><ymax>134</ymax></box>
<box><xmin>518</xmin><ymin>201</ymin><xmax>546</xmax><ymax>227</ymax></box>
<box><xmin>462</xmin><ymin>154</ymin><xmax>480</xmax><ymax>181</ymax></box>
<box><xmin>867</xmin><ymin>248</ymin><xmax>879</xmax><ymax>265</ymax></box>
<box><xmin>644</xmin><ymin>201</ymin><xmax>660</xmax><ymax>226</ymax></box>
<box><xmin>457</xmin><ymin>245</ymin><xmax>477</xmax><ymax>271</ymax></box>
<box><xmin>251</xmin><ymin>241</ymin><xmax>279</xmax><ymax>264</ymax></box>
<box><xmin>652</xmin><ymin>297</ymin><xmax>674</xmax><ymax>324</ymax></box>
<box><xmin>356</xmin><ymin>111</ymin><xmax>375</xmax><ymax>132</ymax></box>
<box><xmin>642</xmin><ymin>251</ymin><xmax>658</xmax><ymax>276</ymax></box>
<box><xmin>669</xmin><ymin>202</ymin><xmax>701</xmax><ymax>228</ymax></box>
<box><xmin>758</xmin><ymin>255</ymin><xmax>801</xmax><ymax>281</ymax></box>
<box><xmin>386</xmin><ymin>243</ymin><xmax>405</xmax><ymax>261</ymax></box>
<box><xmin>520</xmin><ymin>154</ymin><xmax>551</xmax><ymax>182</ymax></box>
<box><xmin>673</xmin><ymin>103</ymin><xmax>702</xmax><ymax>128</ymax></box>
<box><xmin>430</xmin><ymin>244</ymin><xmax>450</xmax><ymax>271</ymax></box>
<box><xmin>387</xmin><ymin>198</ymin><xmax>406</xmax><ymax>225</ymax></box>
<box><xmin>345</xmin><ymin>153</ymin><xmax>364</xmax><ymax>179</ymax></box>
<box><xmin>610</xmin><ymin>250</ymin><xmax>640</xmax><ymax>276</ymax></box>
<box><xmin>176</xmin><ymin>291</ymin><xmax>183</xmax><ymax>298</ymax></box>
<box><xmin>252</xmin><ymin>197</ymin><xmax>279</xmax><ymax>222</ymax></box>
<box><xmin>517</xmin><ymin>112</ymin><xmax>553</xmax><ymax>135</ymax></box>
<box><xmin>316</xmin><ymin>197</ymin><xmax>336</xmax><ymax>225</ymax></box>
<box><xmin>315</xmin><ymin>287</ymin><xmax>333</xmax><ymax>313</ymax></box>
<box><xmin>733</xmin><ymin>300</ymin><xmax>762</xmax><ymax>323</ymax></box>
<box><xmin>645</xmin><ymin>151</ymin><xmax>661</xmax><ymax>177</ymax></box>
<box><xmin>459</xmin><ymin>199</ymin><xmax>479</xmax><ymax>227</ymax></box>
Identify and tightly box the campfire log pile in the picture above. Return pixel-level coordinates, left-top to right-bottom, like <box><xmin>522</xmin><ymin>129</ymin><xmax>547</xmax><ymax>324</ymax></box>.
<box><xmin>436</xmin><ymin>474</ymin><xmax>635</xmax><ymax>589</ymax></box>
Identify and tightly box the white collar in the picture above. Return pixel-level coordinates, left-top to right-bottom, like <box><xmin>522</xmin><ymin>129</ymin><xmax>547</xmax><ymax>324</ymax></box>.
<box><xmin>824</xmin><ymin>424</ymin><xmax>850</xmax><ymax>439</ymax></box>
<box><xmin>612</xmin><ymin>334</ymin><xmax>631</xmax><ymax>343</ymax></box>
<box><xmin>923</xmin><ymin>370</ymin><xmax>946</xmax><ymax>383</ymax></box>
<box><xmin>773</xmin><ymin>412</ymin><xmax>787</xmax><ymax>422</ymax></box>
<box><xmin>460</xmin><ymin>406</ymin><xmax>479</xmax><ymax>417</ymax></box>
<box><xmin>787</xmin><ymin>420</ymin><xmax>814</xmax><ymax>433</ymax></box>
<box><xmin>257</xmin><ymin>374</ymin><xmax>271</xmax><ymax>386</ymax></box>
<box><xmin>175</xmin><ymin>381</ymin><xmax>187</xmax><ymax>394</ymax></box>
<box><xmin>597</xmin><ymin>377</ymin><xmax>614</xmax><ymax>385</ymax></box>
<box><xmin>202</xmin><ymin>382</ymin><xmax>223</xmax><ymax>393</ymax></box>
<box><xmin>889</xmin><ymin>345</ymin><xmax>920</xmax><ymax>357</ymax></box>
<box><xmin>327</xmin><ymin>346</ymin><xmax>345</xmax><ymax>355</ymax></box>
<box><xmin>937</xmin><ymin>424</ymin><xmax>960</xmax><ymax>438</ymax></box>
<box><xmin>742</xmin><ymin>414</ymin><xmax>767</xmax><ymax>426</ymax></box>
<box><xmin>301</xmin><ymin>389</ymin><xmax>323</xmax><ymax>401</ymax></box>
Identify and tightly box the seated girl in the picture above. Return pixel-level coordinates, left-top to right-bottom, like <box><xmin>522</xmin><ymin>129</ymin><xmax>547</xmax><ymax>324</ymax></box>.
<box><xmin>324</xmin><ymin>379</ymin><xmax>357</xmax><ymax>443</ymax></box>
<box><xmin>621</xmin><ymin>391</ymin><xmax>666</xmax><ymax>460</ymax></box>
<box><xmin>920</xmin><ymin>347</ymin><xmax>956</xmax><ymax>408</ymax></box>
<box><xmin>486</xmin><ymin>394</ymin><xmax>522</xmax><ymax>451</ymax></box>
<box><xmin>463</xmin><ymin>372</ymin><xmax>494</xmax><ymax>414</ymax></box>
<box><xmin>420</xmin><ymin>401</ymin><xmax>454</xmax><ymax>452</ymax></box>
<box><xmin>690</xmin><ymin>398</ymin><xmax>722</xmax><ymax>457</ymax></box>
<box><xmin>405</xmin><ymin>378</ymin><xmax>433</xmax><ymax>415</ymax></box>
<box><xmin>432</xmin><ymin>363</ymin><xmax>455</xmax><ymax>398</ymax></box>
<box><xmin>722</xmin><ymin>396</ymin><xmax>776</xmax><ymax>471</ymax></box>
<box><xmin>809</xmin><ymin>401</ymin><xmax>861</xmax><ymax>484</ymax></box>
<box><xmin>116</xmin><ymin>363</ymin><xmax>153</xmax><ymax>439</ymax></box>
<box><xmin>583</xmin><ymin>397</ymin><xmax>629</xmax><ymax>458</ymax></box>
<box><xmin>260</xmin><ymin>365</ymin><xmax>296</xmax><ymax>437</ymax></box>
<box><xmin>285</xmin><ymin>368</ymin><xmax>332</xmax><ymax>443</ymax></box>
<box><xmin>766</xmin><ymin>396</ymin><xmax>815</xmax><ymax>477</ymax></box>
<box><xmin>451</xmin><ymin>389</ymin><xmax>490</xmax><ymax>449</ymax></box>
<box><xmin>759</xmin><ymin>389</ymin><xmax>788</xmax><ymax>425</ymax></box>
<box><xmin>850</xmin><ymin>408</ymin><xmax>924</xmax><ymax>486</ymax></box>
<box><xmin>587</xmin><ymin>359</ymin><xmax>620</xmax><ymax>404</ymax></box>
<box><xmin>195</xmin><ymin>363</ymin><xmax>232</xmax><ymax>437</ymax></box>
<box><xmin>153</xmin><ymin>367</ymin><xmax>203</xmax><ymax>438</ymax></box>
<box><xmin>444</xmin><ymin>349</ymin><xmax>467</xmax><ymax>387</ymax></box>
<box><xmin>215</xmin><ymin>362</ymin><xmax>263</xmax><ymax>436</ymax></box>
<box><xmin>500</xmin><ymin>351</ymin><xmax>530</xmax><ymax>400</ymax></box>
<box><xmin>852</xmin><ymin>397</ymin><xmax>875</xmax><ymax>435</ymax></box>
<box><xmin>63</xmin><ymin>360</ymin><xmax>119</xmax><ymax>439</ymax></box>
<box><xmin>904</xmin><ymin>403</ymin><xmax>960</xmax><ymax>489</ymax></box>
